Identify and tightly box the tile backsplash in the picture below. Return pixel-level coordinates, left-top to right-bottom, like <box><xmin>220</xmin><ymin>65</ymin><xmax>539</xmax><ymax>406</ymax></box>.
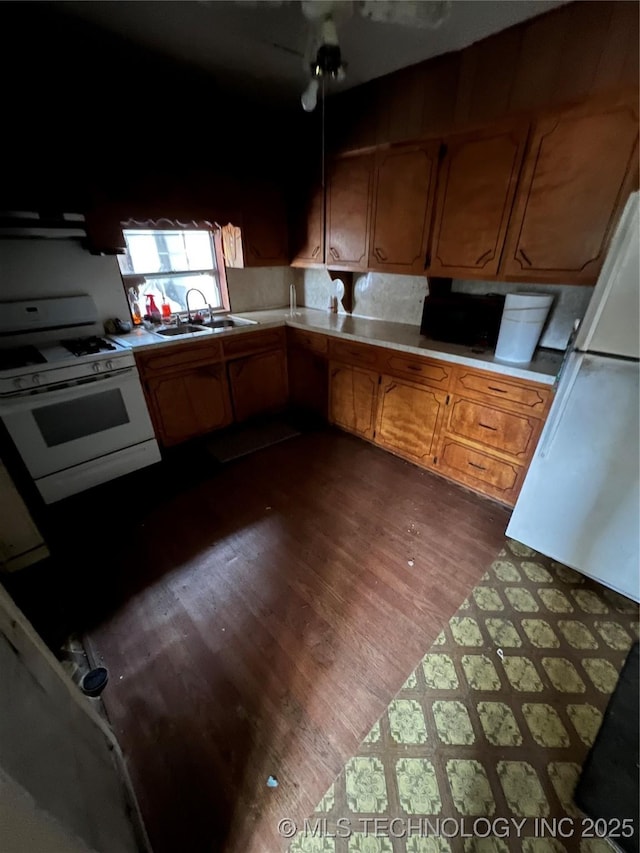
<box><xmin>299</xmin><ymin>269</ymin><xmax>428</xmax><ymax>326</ymax></box>
<box><xmin>227</xmin><ymin>266</ymin><xmax>292</xmax><ymax>313</ymax></box>
<box><xmin>298</xmin><ymin>268</ymin><xmax>593</xmax><ymax>351</ymax></box>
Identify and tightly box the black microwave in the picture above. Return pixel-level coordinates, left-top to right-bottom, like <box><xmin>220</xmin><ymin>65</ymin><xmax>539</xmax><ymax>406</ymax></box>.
<box><xmin>420</xmin><ymin>292</ymin><xmax>505</xmax><ymax>349</ymax></box>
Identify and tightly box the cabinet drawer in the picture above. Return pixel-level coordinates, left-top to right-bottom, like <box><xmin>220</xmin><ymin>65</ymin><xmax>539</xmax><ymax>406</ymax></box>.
<box><xmin>329</xmin><ymin>338</ymin><xmax>380</xmax><ymax>370</ymax></box>
<box><xmin>381</xmin><ymin>351</ymin><xmax>451</xmax><ymax>389</ymax></box>
<box><xmin>136</xmin><ymin>340</ymin><xmax>223</xmax><ymax>378</ymax></box>
<box><xmin>453</xmin><ymin>368</ymin><xmax>551</xmax><ymax>416</ymax></box>
<box><xmin>438</xmin><ymin>438</ymin><xmax>524</xmax><ymax>506</ymax></box>
<box><xmin>222</xmin><ymin>327</ymin><xmax>285</xmax><ymax>359</ymax></box>
<box><xmin>447</xmin><ymin>397</ymin><xmax>540</xmax><ymax>460</ymax></box>
<box><xmin>287</xmin><ymin>327</ymin><xmax>328</xmax><ymax>355</ymax></box>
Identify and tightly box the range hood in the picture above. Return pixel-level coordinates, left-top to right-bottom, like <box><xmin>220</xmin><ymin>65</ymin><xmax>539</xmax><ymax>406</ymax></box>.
<box><xmin>0</xmin><ymin>211</ymin><xmax>86</xmax><ymax>239</ymax></box>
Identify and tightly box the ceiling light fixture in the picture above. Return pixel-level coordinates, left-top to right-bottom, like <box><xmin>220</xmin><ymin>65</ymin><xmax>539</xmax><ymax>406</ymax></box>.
<box><xmin>300</xmin><ymin>15</ymin><xmax>345</xmax><ymax>112</ymax></box>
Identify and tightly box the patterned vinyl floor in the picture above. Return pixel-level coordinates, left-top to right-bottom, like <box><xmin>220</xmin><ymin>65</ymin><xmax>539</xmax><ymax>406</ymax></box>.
<box><xmin>287</xmin><ymin>540</ymin><xmax>639</xmax><ymax>853</ymax></box>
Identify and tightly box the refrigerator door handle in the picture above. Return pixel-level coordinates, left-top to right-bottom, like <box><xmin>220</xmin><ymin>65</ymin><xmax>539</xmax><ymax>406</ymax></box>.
<box><xmin>538</xmin><ymin>352</ymin><xmax>583</xmax><ymax>458</ymax></box>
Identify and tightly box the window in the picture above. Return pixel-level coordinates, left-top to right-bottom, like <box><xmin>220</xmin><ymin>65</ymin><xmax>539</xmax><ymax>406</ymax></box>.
<box><xmin>118</xmin><ymin>228</ymin><xmax>229</xmax><ymax>321</ymax></box>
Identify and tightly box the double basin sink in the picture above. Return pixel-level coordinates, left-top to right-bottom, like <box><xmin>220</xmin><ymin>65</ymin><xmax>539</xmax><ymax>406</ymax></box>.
<box><xmin>154</xmin><ymin>316</ymin><xmax>256</xmax><ymax>339</ymax></box>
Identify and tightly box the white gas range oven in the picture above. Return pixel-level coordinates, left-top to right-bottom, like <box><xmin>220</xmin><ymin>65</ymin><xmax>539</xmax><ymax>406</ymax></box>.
<box><xmin>0</xmin><ymin>295</ymin><xmax>160</xmax><ymax>503</ymax></box>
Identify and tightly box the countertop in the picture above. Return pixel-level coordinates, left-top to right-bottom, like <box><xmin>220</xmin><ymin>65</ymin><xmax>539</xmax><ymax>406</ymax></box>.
<box><xmin>111</xmin><ymin>308</ymin><xmax>564</xmax><ymax>385</ymax></box>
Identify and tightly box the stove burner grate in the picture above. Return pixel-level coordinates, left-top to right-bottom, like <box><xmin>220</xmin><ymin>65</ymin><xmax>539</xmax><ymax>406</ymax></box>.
<box><xmin>61</xmin><ymin>336</ymin><xmax>117</xmax><ymax>357</ymax></box>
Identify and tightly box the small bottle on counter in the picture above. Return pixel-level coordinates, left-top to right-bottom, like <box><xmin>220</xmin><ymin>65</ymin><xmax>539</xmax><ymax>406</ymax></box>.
<box><xmin>146</xmin><ymin>294</ymin><xmax>161</xmax><ymax>324</ymax></box>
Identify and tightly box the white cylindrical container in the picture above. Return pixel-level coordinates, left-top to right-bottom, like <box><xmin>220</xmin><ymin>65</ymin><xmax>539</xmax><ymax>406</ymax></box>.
<box><xmin>494</xmin><ymin>292</ymin><xmax>554</xmax><ymax>364</ymax></box>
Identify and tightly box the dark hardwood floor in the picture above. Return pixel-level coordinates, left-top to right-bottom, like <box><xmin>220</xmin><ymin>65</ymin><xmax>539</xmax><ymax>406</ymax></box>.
<box><xmin>77</xmin><ymin>429</ymin><xmax>509</xmax><ymax>853</ymax></box>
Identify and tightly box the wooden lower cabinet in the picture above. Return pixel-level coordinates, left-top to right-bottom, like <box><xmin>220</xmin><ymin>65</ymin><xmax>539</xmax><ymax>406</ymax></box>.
<box><xmin>146</xmin><ymin>364</ymin><xmax>232</xmax><ymax>447</ymax></box>
<box><xmin>329</xmin><ymin>363</ymin><xmax>378</xmax><ymax>440</ymax></box>
<box><xmin>437</xmin><ymin>437</ymin><xmax>525</xmax><ymax>506</ymax></box>
<box><xmin>375</xmin><ymin>376</ymin><xmax>447</xmax><ymax>467</ymax></box>
<box><xmin>228</xmin><ymin>348</ymin><xmax>288</xmax><ymax>422</ymax></box>
<box><xmin>288</xmin><ymin>347</ymin><xmax>328</xmax><ymax>420</ymax></box>
<box><xmin>446</xmin><ymin>397</ymin><xmax>541</xmax><ymax>461</ymax></box>
<box><xmin>327</xmin><ymin>342</ymin><xmax>552</xmax><ymax>507</ymax></box>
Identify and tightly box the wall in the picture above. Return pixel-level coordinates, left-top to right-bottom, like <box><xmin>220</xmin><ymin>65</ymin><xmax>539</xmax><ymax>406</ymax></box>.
<box><xmin>453</xmin><ymin>280</ymin><xmax>594</xmax><ymax>350</ymax></box>
<box><xmin>298</xmin><ymin>268</ymin><xmax>593</xmax><ymax>350</ymax></box>
<box><xmin>226</xmin><ymin>266</ymin><xmax>292</xmax><ymax>313</ymax></box>
<box><xmin>0</xmin><ymin>239</ymin><xmax>130</xmax><ymax>323</ymax></box>
<box><xmin>299</xmin><ymin>268</ymin><xmax>428</xmax><ymax>325</ymax></box>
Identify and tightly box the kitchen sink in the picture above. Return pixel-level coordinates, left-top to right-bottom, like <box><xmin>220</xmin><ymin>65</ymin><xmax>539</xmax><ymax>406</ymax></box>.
<box><xmin>154</xmin><ymin>324</ymin><xmax>207</xmax><ymax>337</ymax></box>
<box><xmin>201</xmin><ymin>316</ymin><xmax>257</xmax><ymax>329</ymax></box>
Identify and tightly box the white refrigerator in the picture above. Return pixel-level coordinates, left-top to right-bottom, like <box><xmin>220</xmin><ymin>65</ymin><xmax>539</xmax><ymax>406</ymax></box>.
<box><xmin>507</xmin><ymin>192</ymin><xmax>640</xmax><ymax>602</ymax></box>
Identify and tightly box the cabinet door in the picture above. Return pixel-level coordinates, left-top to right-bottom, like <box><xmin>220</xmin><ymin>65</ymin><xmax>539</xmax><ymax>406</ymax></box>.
<box><xmin>369</xmin><ymin>141</ymin><xmax>439</xmax><ymax>274</ymax></box>
<box><xmin>288</xmin><ymin>346</ymin><xmax>328</xmax><ymax>419</ymax></box>
<box><xmin>228</xmin><ymin>348</ymin><xmax>288</xmax><ymax>422</ymax></box>
<box><xmin>290</xmin><ymin>183</ymin><xmax>324</xmax><ymax>267</ymax></box>
<box><xmin>329</xmin><ymin>363</ymin><xmax>378</xmax><ymax>440</ymax></box>
<box><xmin>147</xmin><ymin>364</ymin><xmax>232</xmax><ymax>447</ymax></box>
<box><xmin>242</xmin><ymin>183</ymin><xmax>289</xmax><ymax>267</ymax></box>
<box><xmin>326</xmin><ymin>153</ymin><xmax>374</xmax><ymax>270</ymax></box>
<box><xmin>428</xmin><ymin>122</ymin><xmax>528</xmax><ymax>278</ymax></box>
<box><xmin>501</xmin><ymin>97</ymin><xmax>639</xmax><ymax>284</ymax></box>
<box><xmin>375</xmin><ymin>376</ymin><xmax>447</xmax><ymax>467</ymax></box>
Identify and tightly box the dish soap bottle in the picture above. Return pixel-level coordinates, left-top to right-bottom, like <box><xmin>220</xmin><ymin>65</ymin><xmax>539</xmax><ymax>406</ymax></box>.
<box><xmin>146</xmin><ymin>294</ymin><xmax>161</xmax><ymax>323</ymax></box>
<box><xmin>161</xmin><ymin>297</ymin><xmax>171</xmax><ymax>322</ymax></box>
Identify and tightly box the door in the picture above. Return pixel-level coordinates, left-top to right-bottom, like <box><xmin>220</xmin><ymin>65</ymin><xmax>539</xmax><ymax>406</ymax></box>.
<box><xmin>428</xmin><ymin>122</ymin><xmax>528</xmax><ymax>278</ymax></box>
<box><xmin>326</xmin><ymin>152</ymin><xmax>374</xmax><ymax>270</ymax></box>
<box><xmin>329</xmin><ymin>363</ymin><xmax>378</xmax><ymax>440</ymax></box>
<box><xmin>0</xmin><ymin>586</ymin><xmax>141</xmax><ymax>853</ymax></box>
<box><xmin>241</xmin><ymin>183</ymin><xmax>289</xmax><ymax>267</ymax></box>
<box><xmin>147</xmin><ymin>364</ymin><xmax>232</xmax><ymax>446</ymax></box>
<box><xmin>501</xmin><ymin>97</ymin><xmax>639</xmax><ymax>284</ymax></box>
<box><xmin>0</xmin><ymin>369</ymin><xmax>155</xmax><ymax>478</ymax></box>
<box><xmin>228</xmin><ymin>348</ymin><xmax>288</xmax><ymax>422</ymax></box>
<box><xmin>290</xmin><ymin>182</ymin><xmax>324</xmax><ymax>267</ymax></box>
<box><xmin>369</xmin><ymin>141</ymin><xmax>439</xmax><ymax>274</ymax></box>
<box><xmin>507</xmin><ymin>353</ymin><xmax>640</xmax><ymax>601</ymax></box>
<box><xmin>375</xmin><ymin>376</ymin><xmax>447</xmax><ymax>467</ymax></box>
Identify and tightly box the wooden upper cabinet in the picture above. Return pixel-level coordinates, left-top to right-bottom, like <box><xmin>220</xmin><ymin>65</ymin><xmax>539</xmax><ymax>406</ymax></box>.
<box><xmin>241</xmin><ymin>182</ymin><xmax>289</xmax><ymax>267</ymax></box>
<box><xmin>290</xmin><ymin>182</ymin><xmax>324</xmax><ymax>267</ymax></box>
<box><xmin>368</xmin><ymin>141</ymin><xmax>439</xmax><ymax>274</ymax></box>
<box><xmin>326</xmin><ymin>152</ymin><xmax>374</xmax><ymax>270</ymax></box>
<box><xmin>428</xmin><ymin>122</ymin><xmax>528</xmax><ymax>279</ymax></box>
<box><xmin>500</xmin><ymin>96</ymin><xmax>639</xmax><ymax>284</ymax></box>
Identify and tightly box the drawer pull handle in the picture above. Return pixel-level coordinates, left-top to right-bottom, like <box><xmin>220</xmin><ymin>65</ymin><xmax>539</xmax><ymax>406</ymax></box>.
<box><xmin>311</xmin><ymin>246</ymin><xmax>320</xmax><ymax>258</ymax></box>
<box><xmin>468</xmin><ymin>461</ymin><xmax>487</xmax><ymax>471</ymax></box>
<box><xmin>374</xmin><ymin>247</ymin><xmax>388</xmax><ymax>262</ymax></box>
<box><xmin>479</xmin><ymin>422</ymin><xmax>497</xmax><ymax>431</ymax></box>
<box><xmin>488</xmin><ymin>386</ymin><xmax>507</xmax><ymax>393</ymax></box>
<box><xmin>406</xmin><ymin>364</ymin><xmax>421</xmax><ymax>372</ymax></box>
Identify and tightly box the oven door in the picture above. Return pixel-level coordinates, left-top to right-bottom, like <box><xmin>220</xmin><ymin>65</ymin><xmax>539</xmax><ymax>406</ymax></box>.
<box><xmin>0</xmin><ymin>368</ymin><xmax>156</xmax><ymax>479</ymax></box>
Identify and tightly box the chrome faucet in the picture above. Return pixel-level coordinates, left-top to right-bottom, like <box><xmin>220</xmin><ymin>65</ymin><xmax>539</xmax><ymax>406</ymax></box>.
<box><xmin>185</xmin><ymin>288</ymin><xmax>210</xmax><ymax>324</ymax></box>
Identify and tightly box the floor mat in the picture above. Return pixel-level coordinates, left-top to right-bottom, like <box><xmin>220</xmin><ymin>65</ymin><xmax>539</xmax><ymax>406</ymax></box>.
<box><xmin>206</xmin><ymin>418</ymin><xmax>301</xmax><ymax>463</ymax></box>
<box><xmin>290</xmin><ymin>540</ymin><xmax>640</xmax><ymax>853</ymax></box>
